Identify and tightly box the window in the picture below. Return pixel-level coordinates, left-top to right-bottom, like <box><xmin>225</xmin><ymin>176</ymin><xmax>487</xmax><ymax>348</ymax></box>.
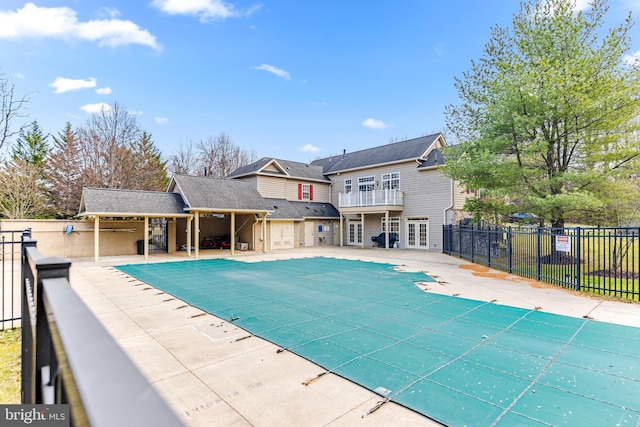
<box><xmin>298</xmin><ymin>183</ymin><xmax>313</xmax><ymax>200</ymax></box>
<box><xmin>382</xmin><ymin>172</ymin><xmax>400</xmax><ymax>190</ymax></box>
<box><xmin>381</xmin><ymin>217</ymin><xmax>400</xmax><ymax>234</ymax></box>
<box><xmin>358</xmin><ymin>176</ymin><xmax>375</xmax><ymax>192</ymax></box>
<box><xmin>344</xmin><ymin>179</ymin><xmax>352</xmax><ymax>193</ymax></box>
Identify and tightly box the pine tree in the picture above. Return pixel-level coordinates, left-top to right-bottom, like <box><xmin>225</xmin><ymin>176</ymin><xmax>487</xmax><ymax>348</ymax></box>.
<box><xmin>132</xmin><ymin>131</ymin><xmax>169</xmax><ymax>191</ymax></box>
<box><xmin>46</xmin><ymin>123</ymin><xmax>83</xmax><ymax>217</ymax></box>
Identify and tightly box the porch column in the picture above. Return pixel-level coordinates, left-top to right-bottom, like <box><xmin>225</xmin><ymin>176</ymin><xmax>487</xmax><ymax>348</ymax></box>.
<box><xmin>360</xmin><ymin>213</ymin><xmax>365</xmax><ymax>249</ymax></box>
<box><xmin>186</xmin><ymin>216</ymin><xmax>192</xmax><ymax>257</ymax></box>
<box><xmin>262</xmin><ymin>213</ymin><xmax>267</xmax><ymax>253</ymax></box>
<box><xmin>194</xmin><ymin>212</ymin><xmax>200</xmax><ymax>258</ymax></box>
<box><xmin>385</xmin><ymin>210</ymin><xmax>389</xmax><ymax>250</ymax></box>
<box><xmin>94</xmin><ymin>215</ymin><xmax>100</xmax><ymax>262</ymax></box>
<box><xmin>144</xmin><ymin>216</ymin><xmax>149</xmax><ymax>259</ymax></box>
<box><xmin>339</xmin><ymin>213</ymin><xmax>343</xmax><ymax>247</ymax></box>
<box><xmin>230</xmin><ymin>212</ymin><xmax>236</xmax><ymax>256</ymax></box>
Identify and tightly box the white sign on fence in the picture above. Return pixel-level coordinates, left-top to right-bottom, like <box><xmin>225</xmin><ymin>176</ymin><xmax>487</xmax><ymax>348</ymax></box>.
<box><xmin>555</xmin><ymin>235</ymin><xmax>571</xmax><ymax>252</ymax></box>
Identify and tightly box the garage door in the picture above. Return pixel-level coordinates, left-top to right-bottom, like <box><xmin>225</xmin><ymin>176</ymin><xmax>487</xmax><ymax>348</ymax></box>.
<box><xmin>271</xmin><ymin>222</ymin><xmax>294</xmax><ymax>249</ymax></box>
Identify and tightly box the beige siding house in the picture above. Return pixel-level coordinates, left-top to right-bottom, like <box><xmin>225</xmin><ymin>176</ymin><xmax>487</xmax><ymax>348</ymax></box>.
<box><xmin>74</xmin><ymin>134</ymin><xmax>468</xmax><ymax>260</ymax></box>
<box><xmin>308</xmin><ymin>134</ymin><xmax>469</xmax><ymax>250</ymax></box>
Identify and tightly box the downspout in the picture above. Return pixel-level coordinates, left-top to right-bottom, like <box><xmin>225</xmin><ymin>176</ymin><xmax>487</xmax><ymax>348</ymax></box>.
<box><xmin>444</xmin><ymin>179</ymin><xmax>454</xmax><ymax>225</ymax></box>
<box><xmin>253</xmin><ymin>214</ymin><xmax>262</xmax><ymax>251</ymax></box>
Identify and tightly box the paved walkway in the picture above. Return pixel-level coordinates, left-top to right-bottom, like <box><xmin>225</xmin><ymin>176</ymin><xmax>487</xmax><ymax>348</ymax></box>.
<box><xmin>69</xmin><ymin>247</ymin><xmax>640</xmax><ymax>426</ymax></box>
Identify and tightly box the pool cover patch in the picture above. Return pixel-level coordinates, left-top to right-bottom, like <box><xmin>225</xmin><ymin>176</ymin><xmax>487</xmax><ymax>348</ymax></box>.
<box><xmin>117</xmin><ymin>257</ymin><xmax>640</xmax><ymax>426</ymax></box>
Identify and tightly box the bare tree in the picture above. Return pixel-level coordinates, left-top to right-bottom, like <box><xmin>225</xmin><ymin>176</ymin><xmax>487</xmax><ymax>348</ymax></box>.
<box><xmin>168</xmin><ymin>140</ymin><xmax>199</xmax><ymax>175</ymax></box>
<box><xmin>196</xmin><ymin>132</ymin><xmax>258</xmax><ymax>178</ymax></box>
<box><xmin>0</xmin><ymin>159</ymin><xmax>48</xmax><ymax>218</ymax></box>
<box><xmin>76</xmin><ymin>102</ymin><xmax>139</xmax><ymax>188</ymax></box>
<box><xmin>0</xmin><ymin>74</ymin><xmax>30</xmax><ymax>156</ymax></box>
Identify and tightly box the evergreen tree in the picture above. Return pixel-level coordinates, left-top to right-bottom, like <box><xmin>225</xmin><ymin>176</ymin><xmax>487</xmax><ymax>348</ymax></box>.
<box><xmin>132</xmin><ymin>131</ymin><xmax>169</xmax><ymax>191</ymax></box>
<box><xmin>46</xmin><ymin>122</ymin><xmax>83</xmax><ymax>217</ymax></box>
<box><xmin>12</xmin><ymin>120</ymin><xmax>49</xmax><ymax>175</ymax></box>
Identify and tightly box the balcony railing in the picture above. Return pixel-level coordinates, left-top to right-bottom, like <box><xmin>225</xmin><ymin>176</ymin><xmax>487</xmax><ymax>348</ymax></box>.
<box><xmin>338</xmin><ymin>189</ymin><xmax>404</xmax><ymax>208</ymax></box>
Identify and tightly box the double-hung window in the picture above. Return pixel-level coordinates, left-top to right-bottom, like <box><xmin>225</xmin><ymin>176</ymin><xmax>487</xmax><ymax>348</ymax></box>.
<box><xmin>298</xmin><ymin>183</ymin><xmax>313</xmax><ymax>200</ymax></box>
<box><xmin>358</xmin><ymin>176</ymin><xmax>375</xmax><ymax>192</ymax></box>
<box><xmin>381</xmin><ymin>172</ymin><xmax>400</xmax><ymax>190</ymax></box>
<box><xmin>344</xmin><ymin>179</ymin><xmax>352</xmax><ymax>193</ymax></box>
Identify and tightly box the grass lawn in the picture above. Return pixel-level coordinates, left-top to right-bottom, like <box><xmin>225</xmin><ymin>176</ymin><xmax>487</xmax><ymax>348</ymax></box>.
<box><xmin>0</xmin><ymin>328</ymin><xmax>21</xmax><ymax>403</ymax></box>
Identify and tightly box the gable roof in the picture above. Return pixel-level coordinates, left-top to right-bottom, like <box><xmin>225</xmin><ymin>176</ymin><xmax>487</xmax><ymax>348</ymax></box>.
<box><xmin>311</xmin><ymin>134</ymin><xmax>443</xmax><ymax>174</ymax></box>
<box><xmin>265</xmin><ymin>199</ymin><xmax>340</xmax><ymax>220</ymax></box>
<box><xmin>169</xmin><ymin>174</ymin><xmax>274</xmax><ymax>213</ymax></box>
<box><xmin>79</xmin><ymin>188</ymin><xmax>190</xmax><ymax>217</ymax></box>
<box><xmin>417</xmin><ymin>148</ymin><xmax>446</xmax><ymax>170</ymax></box>
<box><xmin>227</xmin><ymin>157</ymin><xmax>329</xmax><ymax>182</ymax></box>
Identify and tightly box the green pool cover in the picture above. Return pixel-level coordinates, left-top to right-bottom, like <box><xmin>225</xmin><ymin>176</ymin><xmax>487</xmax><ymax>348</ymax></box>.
<box><xmin>116</xmin><ymin>257</ymin><xmax>640</xmax><ymax>426</ymax></box>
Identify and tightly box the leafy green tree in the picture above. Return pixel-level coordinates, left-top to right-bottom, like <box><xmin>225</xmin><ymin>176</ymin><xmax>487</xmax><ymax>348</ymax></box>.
<box><xmin>46</xmin><ymin>123</ymin><xmax>83</xmax><ymax>217</ymax></box>
<box><xmin>443</xmin><ymin>0</ymin><xmax>640</xmax><ymax>228</ymax></box>
<box><xmin>132</xmin><ymin>131</ymin><xmax>169</xmax><ymax>191</ymax></box>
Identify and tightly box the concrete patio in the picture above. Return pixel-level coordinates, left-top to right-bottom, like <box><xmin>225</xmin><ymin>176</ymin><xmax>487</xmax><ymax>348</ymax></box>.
<box><xmin>69</xmin><ymin>247</ymin><xmax>640</xmax><ymax>426</ymax></box>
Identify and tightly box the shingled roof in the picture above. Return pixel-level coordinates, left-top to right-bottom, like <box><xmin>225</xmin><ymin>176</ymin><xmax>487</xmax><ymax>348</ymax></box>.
<box><xmin>226</xmin><ymin>157</ymin><xmax>329</xmax><ymax>182</ymax></box>
<box><xmin>169</xmin><ymin>174</ymin><xmax>274</xmax><ymax>213</ymax></box>
<box><xmin>79</xmin><ymin>188</ymin><xmax>189</xmax><ymax>217</ymax></box>
<box><xmin>417</xmin><ymin>148</ymin><xmax>446</xmax><ymax>169</ymax></box>
<box><xmin>311</xmin><ymin>134</ymin><xmax>442</xmax><ymax>174</ymax></box>
<box><xmin>265</xmin><ymin>199</ymin><xmax>340</xmax><ymax>220</ymax></box>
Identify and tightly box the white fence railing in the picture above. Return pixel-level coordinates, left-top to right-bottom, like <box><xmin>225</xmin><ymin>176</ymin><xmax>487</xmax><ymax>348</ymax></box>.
<box><xmin>339</xmin><ymin>190</ymin><xmax>404</xmax><ymax>208</ymax></box>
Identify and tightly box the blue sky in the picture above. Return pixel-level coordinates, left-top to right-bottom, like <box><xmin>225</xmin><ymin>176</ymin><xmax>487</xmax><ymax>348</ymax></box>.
<box><xmin>1</xmin><ymin>0</ymin><xmax>639</xmax><ymax>163</ymax></box>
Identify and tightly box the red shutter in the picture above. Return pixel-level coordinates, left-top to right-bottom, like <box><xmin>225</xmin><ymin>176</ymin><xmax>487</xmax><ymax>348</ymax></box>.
<box><xmin>298</xmin><ymin>183</ymin><xmax>302</xmax><ymax>200</ymax></box>
<box><xmin>309</xmin><ymin>185</ymin><xmax>313</xmax><ymax>201</ymax></box>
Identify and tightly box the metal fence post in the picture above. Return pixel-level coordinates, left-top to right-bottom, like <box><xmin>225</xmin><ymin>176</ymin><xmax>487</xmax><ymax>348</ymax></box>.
<box><xmin>574</xmin><ymin>227</ymin><xmax>581</xmax><ymax>291</ymax></box>
<box><xmin>471</xmin><ymin>225</ymin><xmax>475</xmax><ymax>262</ymax></box>
<box><xmin>35</xmin><ymin>256</ymin><xmax>71</xmax><ymax>404</ymax></box>
<box><xmin>507</xmin><ymin>226</ymin><xmax>513</xmax><ymax>274</ymax></box>
<box><xmin>21</xmin><ymin>230</ymin><xmax>37</xmax><ymax>404</ymax></box>
<box><xmin>536</xmin><ymin>227</ymin><xmax>542</xmax><ymax>281</ymax></box>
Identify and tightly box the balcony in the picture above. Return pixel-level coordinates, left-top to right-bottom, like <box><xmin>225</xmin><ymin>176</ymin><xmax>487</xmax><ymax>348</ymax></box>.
<box><xmin>338</xmin><ymin>189</ymin><xmax>404</xmax><ymax>208</ymax></box>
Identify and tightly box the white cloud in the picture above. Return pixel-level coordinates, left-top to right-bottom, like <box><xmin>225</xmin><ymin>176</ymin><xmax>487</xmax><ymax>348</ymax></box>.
<box><xmin>81</xmin><ymin>102</ymin><xmax>112</xmax><ymax>114</ymax></box>
<box><xmin>253</xmin><ymin>64</ymin><xmax>291</xmax><ymax>80</ymax></box>
<box><xmin>50</xmin><ymin>77</ymin><xmax>96</xmax><ymax>93</ymax></box>
<box><xmin>300</xmin><ymin>143</ymin><xmax>319</xmax><ymax>154</ymax></box>
<box><xmin>0</xmin><ymin>3</ymin><xmax>160</xmax><ymax>50</ymax></box>
<box><xmin>624</xmin><ymin>51</ymin><xmax>640</xmax><ymax>66</ymax></box>
<box><xmin>155</xmin><ymin>117</ymin><xmax>169</xmax><ymax>124</ymax></box>
<box><xmin>152</xmin><ymin>0</ymin><xmax>261</xmax><ymax>22</ymax></box>
<box><xmin>14</xmin><ymin>72</ymin><xmax>25</xmax><ymax>79</ymax></box>
<box><xmin>362</xmin><ymin>118</ymin><xmax>392</xmax><ymax>130</ymax></box>
<box><xmin>97</xmin><ymin>7</ymin><xmax>120</xmax><ymax>19</ymax></box>
<box><xmin>129</xmin><ymin>110</ymin><xmax>144</xmax><ymax>115</ymax></box>
<box><xmin>95</xmin><ymin>87</ymin><xmax>112</xmax><ymax>95</ymax></box>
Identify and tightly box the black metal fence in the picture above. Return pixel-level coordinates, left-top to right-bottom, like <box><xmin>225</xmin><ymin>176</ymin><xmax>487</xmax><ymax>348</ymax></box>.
<box><xmin>21</xmin><ymin>230</ymin><xmax>184</xmax><ymax>426</ymax></box>
<box><xmin>443</xmin><ymin>225</ymin><xmax>640</xmax><ymax>301</ymax></box>
<box><xmin>1</xmin><ymin>229</ymin><xmax>24</xmax><ymax>330</ymax></box>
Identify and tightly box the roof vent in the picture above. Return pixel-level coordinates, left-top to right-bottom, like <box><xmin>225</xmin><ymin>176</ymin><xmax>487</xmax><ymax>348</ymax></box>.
<box><xmin>342</xmin><ymin>149</ymin><xmax>346</xmax><ymax>159</ymax></box>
